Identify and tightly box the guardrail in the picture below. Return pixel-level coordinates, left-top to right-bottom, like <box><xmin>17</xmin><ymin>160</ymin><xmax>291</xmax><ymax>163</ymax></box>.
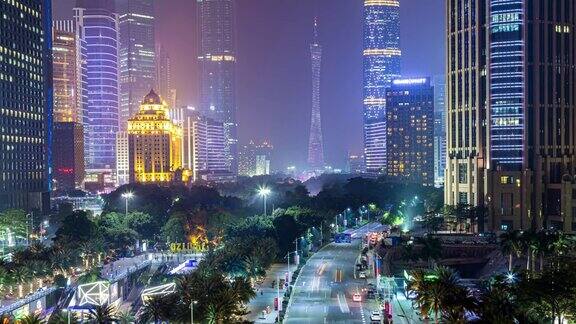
<box><xmin>103</xmin><ymin>260</ymin><xmax>151</xmax><ymax>283</ymax></box>
<box><xmin>0</xmin><ymin>287</ymin><xmax>58</xmax><ymax>314</ymax></box>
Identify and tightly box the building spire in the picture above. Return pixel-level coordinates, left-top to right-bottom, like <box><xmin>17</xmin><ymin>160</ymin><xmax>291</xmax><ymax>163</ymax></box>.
<box><xmin>313</xmin><ymin>16</ymin><xmax>319</xmax><ymax>42</ymax></box>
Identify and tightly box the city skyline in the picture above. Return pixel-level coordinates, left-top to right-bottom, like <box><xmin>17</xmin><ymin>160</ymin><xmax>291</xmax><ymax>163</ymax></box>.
<box><xmin>52</xmin><ymin>0</ymin><xmax>445</xmax><ymax>171</ymax></box>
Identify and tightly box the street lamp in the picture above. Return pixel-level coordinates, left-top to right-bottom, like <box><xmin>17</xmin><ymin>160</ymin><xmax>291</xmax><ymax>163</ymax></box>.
<box><xmin>258</xmin><ymin>187</ymin><xmax>271</xmax><ymax>215</ymax></box>
<box><xmin>121</xmin><ymin>192</ymin><xmax>134</xmax><ymax>217</ymax></box>
<box><xmin>190</xmin><ymin>300</ymin><xmax>198</xmax><ymax>323</ymax></box>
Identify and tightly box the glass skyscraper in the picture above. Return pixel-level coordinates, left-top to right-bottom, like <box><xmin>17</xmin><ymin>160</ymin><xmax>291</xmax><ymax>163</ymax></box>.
<box><xmin>74</xmin><ymin>0</ymin><xmax>119</xmax><ymax>173</ymax></box>
<box><xmin>433</xmin><ymin>75</ymin><xmax>446</xmax><ymax>187</ymax></box>
<box><xmin>197</xmin><ymin>0</ymin><xmax>238</xmax><ymax>175</ymax></box>
<box><xmin>0</xmin><ymin>0</ymin><xmax>52</xmax><ymax>212</ymax></box>
<box><xmin>362</xmin><ymin>0</ymin><xmax>401</xmax><ymax>174</ymax></box>
<box><xmin>446</xmin><ymin>0</ymin><xmax>576</xmax><ymax>233</ymax></box>
<box><xmin>118</xmin><ymin>0</ymin><xmax>156</xmax><ymax>131</ymax></box>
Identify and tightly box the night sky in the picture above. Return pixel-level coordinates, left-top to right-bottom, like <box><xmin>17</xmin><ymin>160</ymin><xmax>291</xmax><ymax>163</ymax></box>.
<box><xmin>52</xmin><ymin>0</ymin><xmax>445</xmax><ymax>171</ymax></box>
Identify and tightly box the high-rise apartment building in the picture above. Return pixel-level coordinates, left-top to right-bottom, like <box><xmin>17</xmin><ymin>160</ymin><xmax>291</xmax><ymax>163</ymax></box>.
<box><xmin>308</xmin><ymin>18</ymin><xmax>324</xmax><ymax>170</ymax></box>
<box><xmin>0</xmin><ymin>0</ymin><xmax>52</xmax><ymax>212</ymax></box>
<box><xmin>197</xmin><ymin>0</ymin><xmax>238</xmax><ymax>175</ymax></box>
<box><xmin>386</xmin><ymin>78</ymin><xmax>434</xmax><ymax>186</ymax></box>
<box><xmin>433</xmin><ymin>75</ymin><xmax>446</xmax><ymax>187</ymax></box>
<box><xmin>347</xmin><ymin>154</ymin><xmax>366</xmax><ymax>174</ymax></box>
<box><xmin>127</xmin><ymin>90</ymin><xmax>183</xmax><ymax>184</ymax></box>
<box><xmin>118</xmin><ymin>0</ymin><xmax>156</xmax><ymax>131</ymax></box>
<box><xmin>74</xmin><ymin>0</ymin><xmax>119</xmax><ymax>175</ymax></box>
<box><xmin>363</xmin><ymin>0</ymin><xmax>401</xmax><ymax>174</ymax></box>
<box><xmin>446</xmin><ymin>0</ymin><xmax>576</xmax><ymax>233</ymax></box>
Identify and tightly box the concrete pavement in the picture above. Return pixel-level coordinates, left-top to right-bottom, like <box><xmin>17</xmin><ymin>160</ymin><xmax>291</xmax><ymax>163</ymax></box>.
<box><xmin>246</xmin><ymin>263</ymin><xmax>295</xmax><ymax>323</ymax></box>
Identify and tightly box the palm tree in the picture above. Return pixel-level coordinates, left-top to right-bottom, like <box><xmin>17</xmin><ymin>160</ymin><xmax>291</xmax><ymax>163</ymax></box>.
<box><xmin>138</xmin><ymin>296</ymin><xmax>172</xmax><ymax>323</ymax></box>
<box><xmin>88</xmin><ymin>303</ymin><xmax>118</xmax><ymax>324</ymax></box>
<box><xmin>520</xmin><ymin>230</ymin><xmax>537</xmax><ymax>271</ymax></box>
<box><xmin>47</xmin><ymin>311</ymin><xmax>79</xmax><ymax>324</ymax></box>
<box><xmin>19</xmin><ymin>313</ymin><xmax>44</xmax><ymax>324</ymax></box>
<box><xmin>499</xmin><ymin>230</ymin><xmax>522</xmax><ymax>271</ymax></box>
<box><xmin>11</xmin><ymin>266</ymin><xmax>31</xmax><ymax>297</ymax></box>
<box><xmin>117</xmin><ymin>311</ymin><xmax>135</xmax><ymax>324</ymax></box>
<box><xmin>477</xmin><ymin>276</ymin><xmax>518</xmax><ymax>324</ymax></box>
<box><xmin>241</xmin><ymin>255</ymin><xmax>264</xmax><ymax>286</ymax></box>
<box><xmin>417</xmin><ymin>237</ymin><xmax>442</xmax><ymax>267</ymax></box>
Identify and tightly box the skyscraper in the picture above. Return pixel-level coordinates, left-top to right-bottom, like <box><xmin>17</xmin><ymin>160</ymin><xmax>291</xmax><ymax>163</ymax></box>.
<box><xmin>191</xmin><ymin>115</ymin><xmax>231</xmax><ymax>182</ymax></box>
<box><xmin>433</xmin><ymin>75</ymin><xmax>446</xmax><ymax>187</ymax></box>
<box><xmin>155</xmin><ymin>43</ymin><xmax>171</xmax><ymax>102</ymax></box>
<box><xmin>0</xmin><ymin>0</ymin><xmax>52</xmax><ymax>212</ymax></box>
<box><xmin>446</xmin><ymin>0</ymin><xmax>576</xmax><ymax>233</ymax></box>
<box><xmin>386</xmin><ymin>78</ymin><xmax>434</xmax><ymax>186</ymax></box>
<box><xmin>363</xmin><ymin>0</ymin><xmax>401</xmax><ymax>174</ymax></box>
<box><xmin>52</xmin><ymin>20</ymin><xmax>88</xmax><ymax>190</ymax></box>
<box><xmin>239</xmin><ymin>141</ymin><xmax>273</xmax><ymax>177</ymax></box>
<box><xmin>118</xmin><ymin>0</ymin><xmax>156</xmax><ymax>131</ymax></box>
<box><xmin>128</xmin><ymin>90</ymin><xmax>183</xmax><ymax>184</ymax></box>
<box><xmin>197</xmin><ymin>0</ymin><xmax>238</xmax><ymax>175</ymax></box>
<box><xmin>307</xmin><ymin>18</ymin><xmax>324</xmax><ymax>170</ymax></box>
<box><xmin>74</xmin><ymin>0</ymin><xmax>119</xmax><ymax>175</ymax></box>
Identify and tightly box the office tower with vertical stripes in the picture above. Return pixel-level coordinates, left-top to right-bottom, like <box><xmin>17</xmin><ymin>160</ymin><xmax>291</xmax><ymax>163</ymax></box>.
<box><xmin>197</xmin><ymin>0</ymin><xmax>238</xmax><ymax>176</ymax></box>
<box><xmin>118</xmin><ymin>0</ymin><xmax>156</xmax><ymax>131</ymax></box>
<box><xmin>363</xmin><ymin>0</ymin><xmax>401</xmax><ymax>174</ymax></box>
<box><xmin>446</xmin><ymin>0</ymin><xmax>576</xmax><ymax>233</ymax></box>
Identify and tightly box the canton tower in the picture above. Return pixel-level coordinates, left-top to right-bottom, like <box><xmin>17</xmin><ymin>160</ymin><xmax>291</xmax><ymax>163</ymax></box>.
<box><xmin>307</xmin><ymin>17</ymin><xmax>325</xmax><ymax>169</ymax></box>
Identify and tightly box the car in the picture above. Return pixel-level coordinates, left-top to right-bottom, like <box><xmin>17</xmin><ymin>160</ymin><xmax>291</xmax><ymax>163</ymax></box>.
<box><xmin>366</xmin><ymin>291</ymin><xmax>376</xmax><ymax>299</ymax></box>
<box><xmin>358</xmin><ymin>271</ymin><xmax>366</xmax><ymax>279</ymax></box>
<box><xmin>370</xmin><ymin>311</ymin><xmax>382</xmax><ymax>323</ymax></box>
<box><xmin>352</xmin><ymin>293</ymin><xmax>362</xmax><ymax>302</ymax></box>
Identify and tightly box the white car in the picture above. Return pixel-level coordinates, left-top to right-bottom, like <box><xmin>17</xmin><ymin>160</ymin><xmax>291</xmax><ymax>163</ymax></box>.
<box><xmin>352</xmin><ymin>293</ymin><xmax>362</xmax><ymax>302</ymax></box>
<box><xmin>358</xmin><ymin>271</ymin><xmax>367</xmax><ymax>279</ymax></box>
<box><xmin>370</xmin><ymin>311</ymin><xmax>382</xmax><ymax>323</ymax></box>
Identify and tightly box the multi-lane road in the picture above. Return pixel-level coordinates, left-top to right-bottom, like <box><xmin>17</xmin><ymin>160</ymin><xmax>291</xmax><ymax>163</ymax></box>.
<box><xmin>284</xmin><ymin>223</ymin><xmax>386</xmax><ymax>324</ymax></box>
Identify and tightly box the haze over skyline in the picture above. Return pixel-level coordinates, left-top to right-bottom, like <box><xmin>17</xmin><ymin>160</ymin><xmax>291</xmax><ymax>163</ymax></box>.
<box><xmin>53</xmin><ymin>0</ymin><xmax>445</xmax><ymax>171</ymax></box>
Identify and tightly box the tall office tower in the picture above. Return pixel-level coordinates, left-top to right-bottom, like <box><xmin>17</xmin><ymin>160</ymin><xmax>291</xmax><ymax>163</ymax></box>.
<box><xmin>347</xmin><ymin>154</ymin><xmax>366</xmax><ymax>174</ymax></box>
<box><xmin>53</xmin><ymin>123</ymin><xmax>85</xmax><ymax>190</ymax></box>
<box><xmin>115</xmin><ymin>131</ymin><xmax>129</xmax><ymax>186</ymax></box>
<box><xmin>363</xmin><ymin>0</ymin><xmax>401</xmax><ymax>174</ymax></box>
<box><xmin>197</xmin><ymin>0</ymin><xmax>238</xmax><ymax>175</ymax></box>
<box><xmin>386</xmin><ymin>78</ymin><xmax>434</xmax><ymax>186</ymax></box>
<box><xmin>74</xmin><ymin>0</ymin><xmax>119</xmax><ymax>176</ymax></box>
<box><xmin>127</xmin><ymin>90</ymin><xmax>183</xmax><ymax>184</ymax></box>
<box><xmin>446</xmin><ymin>0</ymin><xmax>576</xmax><ymax>233</ymax></box>
<box><xmin>155</xmin><ymin>43</ymin><xmax>171</xmax><ymax>101</ymax></box>
<box><xmin>118</xmin><ymin>0</ymin><xmax>156</xmax><ymax>131</ymax></box>
<box><xmin>52</xmin><ymin>21</ymin><xmax>88</xmax><ymax>190</ymax></box>
<box><xmin>433</xmin><ymin>75</ymin><xmax>446</xmax><ymax>187</ymax></box>
<box><xmin>307</xmin><ymin>18</ymin><xmax>325</xmax><ymax>170</ymax></box>
<box><xmin>0</xmin><ymin>0</ymin><xmax>52</xmax><ymax>212</ymax></box>
<box><xmin>191</xmin><ymin>116</ymin><xmax>233</xmax><ymax>182</ymax></box>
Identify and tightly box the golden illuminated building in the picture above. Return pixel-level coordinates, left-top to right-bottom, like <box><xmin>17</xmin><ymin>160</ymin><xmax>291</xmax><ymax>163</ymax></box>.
<box><xmin>128</xmin><ymin>90</ymin><xmax>184</xmax><ymax>184</ymax></box>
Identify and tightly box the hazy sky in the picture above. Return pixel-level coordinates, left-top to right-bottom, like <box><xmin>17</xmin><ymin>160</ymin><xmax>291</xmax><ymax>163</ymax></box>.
<box><xmin>53</xmin><ymin>0</ymin><xmax>445</xmax><ymax>171</ymax></box>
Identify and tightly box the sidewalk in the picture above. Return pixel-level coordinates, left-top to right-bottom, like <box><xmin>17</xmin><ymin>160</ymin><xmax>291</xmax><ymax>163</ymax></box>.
<box><xmin>246</xmin><ymin>263</ymin><xmax>296</xmax><ymax>323</ymax></box>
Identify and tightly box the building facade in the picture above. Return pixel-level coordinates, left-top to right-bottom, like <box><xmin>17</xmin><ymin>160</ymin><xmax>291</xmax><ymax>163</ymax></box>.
<box><xmin>197</xmin><ymin>0</ymin><xmax>238</xmax><ymax>175</ymax></box>
<box><xmin>190</xmin><ymin>115</ymin><xmax>230</xmax><ymax>182</ymax></box>
<box><xmin>386</xmin><ymin>78</ymin><xmax>434</xmax><ymax>186</ymax></box>
<box><xmin>433</xmin><ymin>75</ymin><xmax>446</xmax><ymax>187</ymax></box>
<box><xmin>74</xmin><ymin>0</ymin><xmax>119</xmax><ymax>175</ymax></box>
<box><xmin>118</xmin><ymin>0</ymin><xmax>156</xmax><ymax>131</ymax></box>
<box><xmin>127</xmin><ymin>90</ymin><xmax>183</xmax><ymax>184</ymax></box>
<box><xmin>347</xmin><ymin>154</ymin><xmax>366</xmax><ymax>174</ymax></box>
<box><xmin>115</xmin><ymin>131</ymin><xmax>129</xmax><ymax>186</ymax></box>
<box><xmin>155</xmin><ymin>43</ymin><xmax>172</xmax><ymax>104</ymax></box>
<box><xmin>239</xmin><ymin>141</ymin><xmax>273</xmax><ymax>177</ymax></box>
<box><xmin>446</xmin><ymin>0</ymin><xmax>576</xmax><ymax>233</ymax></box>
<box><xmin>308</xmin><ymin>18</ymin><xmax>325</xmax><ymax>170</ymax></box>
<box><xmin>53</xmin><ymin>122</ymin><xmax>85</xmax><ymax>190</ymax></box>
<box><xmin>363</xmin><ymin>0</ymin><xmax>401</xmax><ymax>174</ymax></box>
<box><xmin>0</xmin><ymin>0</ymin><xmax>52</xmax><ymax>213</ymax></box>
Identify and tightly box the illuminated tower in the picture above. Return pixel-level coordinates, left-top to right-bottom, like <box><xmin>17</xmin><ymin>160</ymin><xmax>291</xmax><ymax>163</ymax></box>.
<box><xmin>127</xmin><ymin>90</ymin><xmax>183</xmax><ymax>184</ymax></box>
<box><xmin>74</xmin><ymin>0</ymin><xmax>119</xmax><ymax>175</ymax></box>
<box><xmin>363</xmin><ymin>0</ymin><xmax>401</xmax><ymax>174</ymax></box>
<box><xmin>118</xmin><ymin>0</ymin><xmax>156</xmax><ymax>131</ymax></box>
<box><xmin>307</xmin><ymin>17</ymin><xmax>325</xmax><ymax>170</ymax></box>
<box><xmin>197</xmin><ymin>0</ymin><xmax>238</xmax><ymax>175</ymax></box>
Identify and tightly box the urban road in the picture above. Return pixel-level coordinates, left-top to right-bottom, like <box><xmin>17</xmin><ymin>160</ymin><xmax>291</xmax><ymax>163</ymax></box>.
<box><xmin>284</xmin><ymin>222</ymin><xmax>388</xmax><ymax>324</ymax></box>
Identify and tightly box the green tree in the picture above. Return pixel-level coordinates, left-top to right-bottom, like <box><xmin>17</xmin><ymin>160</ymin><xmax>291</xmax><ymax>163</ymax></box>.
<box><xmin>499</xmin><ymin>230</ymin><xmax>522</xmax><ymax>272</ymax></box>
<box><xmin>88</xmin><ymin>303</ymin><xmax>118</xmax><ymax>324</ymax></box>
<box><xmin>18</xmin><ymin>313</ymin><xmax>44</xmax><ymax>324</ymax></box>
<box><xmin>54</xmin><ymin>211</ymin><xmax>97</xmax><ymax>245</ymax></box>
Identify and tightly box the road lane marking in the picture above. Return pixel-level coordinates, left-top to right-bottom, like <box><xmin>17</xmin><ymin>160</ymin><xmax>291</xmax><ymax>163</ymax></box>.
<box><xmin>336</xmin><ymin>292</ymin><xmax>350</xmax><ymax>313</ymax></box>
